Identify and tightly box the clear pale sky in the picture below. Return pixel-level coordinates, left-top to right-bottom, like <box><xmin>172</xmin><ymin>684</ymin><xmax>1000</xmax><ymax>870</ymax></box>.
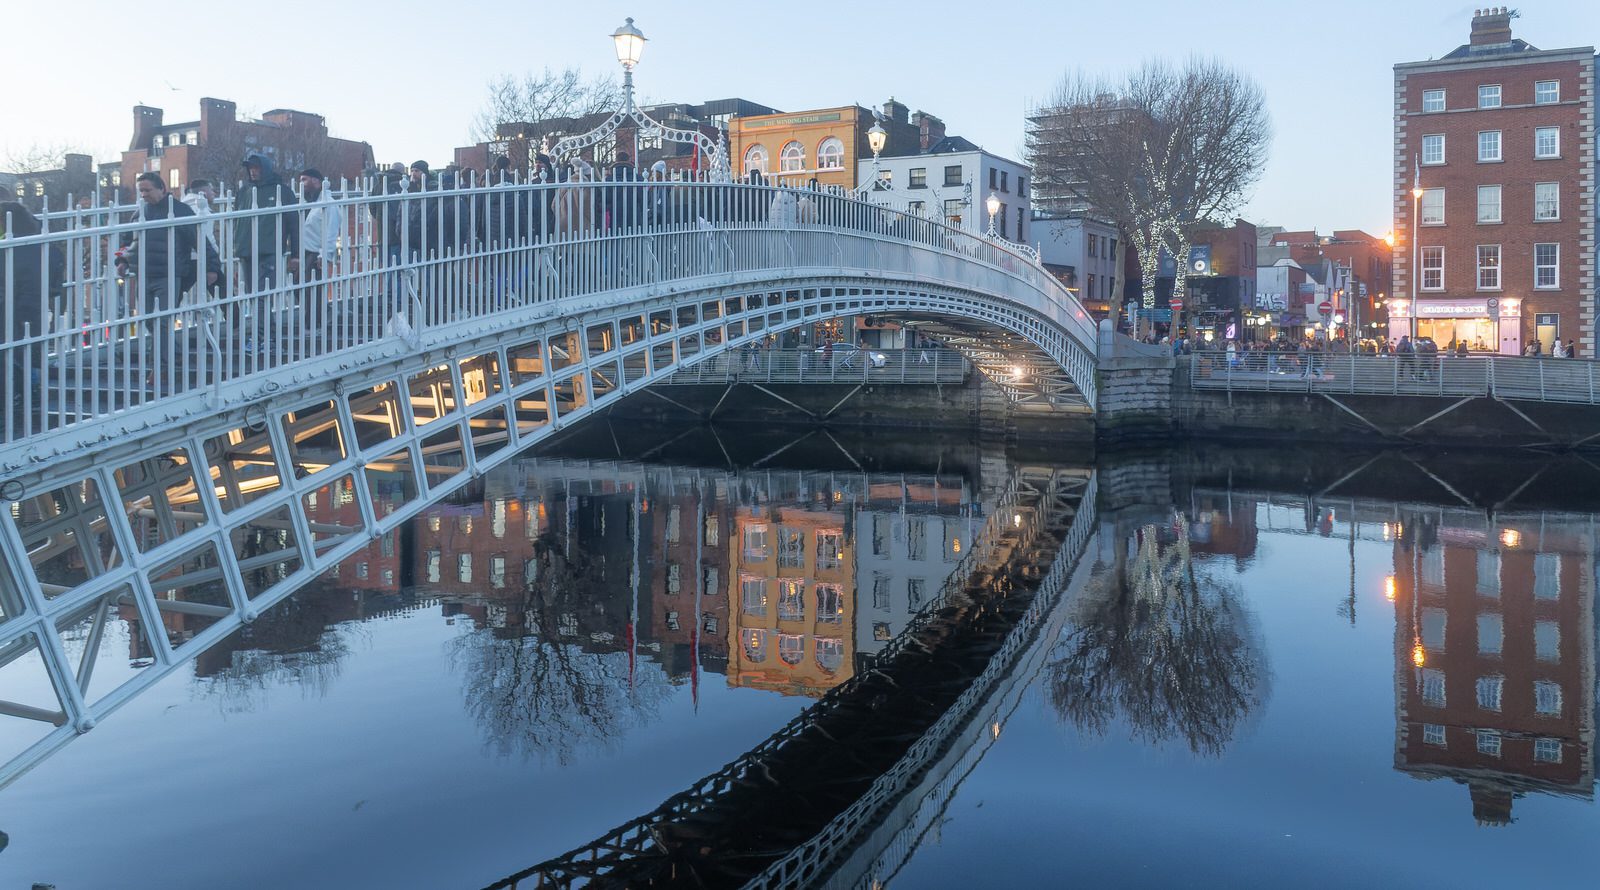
<box><xmin>5</xmin><ymin>0</ymin><xmax>1597</xmax><ymax>235</ymax></box>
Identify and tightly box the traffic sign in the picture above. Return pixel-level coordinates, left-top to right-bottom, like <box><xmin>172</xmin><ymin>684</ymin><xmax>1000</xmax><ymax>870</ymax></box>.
<box><xmin>1318</xmin><ymin>301</ymin><xmax>1332</xmax><ymax>314</ymax></box>
<box><xmin>1169</xmin><ymin>298</ymin><xmax>1183</xmax><ymax>310</ymax></box>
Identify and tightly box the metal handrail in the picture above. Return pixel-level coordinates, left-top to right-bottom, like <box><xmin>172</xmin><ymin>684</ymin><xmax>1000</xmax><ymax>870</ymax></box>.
<box><xmin>1</xmin><ymin>178</ymin><xmax>1095</xmax><ymax>451</ymax></box>
<box><xmin>1187</xmin><ymin>350</ymin><xmax>1600</xmax><ymax>405</ymax></box>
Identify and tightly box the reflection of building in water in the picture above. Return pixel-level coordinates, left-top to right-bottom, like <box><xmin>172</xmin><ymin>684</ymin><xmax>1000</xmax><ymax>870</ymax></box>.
<box><xmin>854</xmin><ymin>483</ymin><xmax>970</xmax><ymax>657</ymax></box>
<box><xmin>728</xmin><ymin>495</ymin><xmax>856</xmax><ymax>697</ymax></box>
<box><xmin>1392</xmin><ymin>512</ymin><xmax>1596</xmax><ymax>824</ymax></box>
<box><xmin>642</xmin><ymin>489</ymin><xmax>732</xmax><ymax>679</ymax></box>
<box><xmin>1185</xmin><ymin>491</ymin><xmax>1261</xmax><ymax>567</ymax></box>
<box><xmin>312</xmin><ymin>476</ymin><xmax>405</xmax><ymax>593</ymax></box>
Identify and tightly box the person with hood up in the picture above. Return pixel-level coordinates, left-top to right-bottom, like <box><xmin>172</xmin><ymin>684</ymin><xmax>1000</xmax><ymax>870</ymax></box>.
<box><xmin>233</xmin><ymin>152</ymin><xmax>300</xmax><ymax>291</ymax></box>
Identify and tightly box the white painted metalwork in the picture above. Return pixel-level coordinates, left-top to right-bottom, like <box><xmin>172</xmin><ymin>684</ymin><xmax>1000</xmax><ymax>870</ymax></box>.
<box><xmin>548</xmin><ymin>18</ymin><xmax>732</xmax><ymax>181</ymax></box>
<box><xmin>1189</xmin><ymin>351</ymin><xmax>1600</xmax><ymax>404</ymax></box>
<box><xmin>0</xmin><ymin>176</ymin><xmax>1097</xmax><ymax>791</ymax></box>
<box><xmin>659</xmin><ymin>347</ymin><xmax>968</xmax><ymax>385</ymax></box>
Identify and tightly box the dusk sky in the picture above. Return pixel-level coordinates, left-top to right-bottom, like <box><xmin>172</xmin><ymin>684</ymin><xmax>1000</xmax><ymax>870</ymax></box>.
<box><xmin>6</xmin><ymin>0</ymin><xmax>1598</xmax><ymax>236</ymax></box>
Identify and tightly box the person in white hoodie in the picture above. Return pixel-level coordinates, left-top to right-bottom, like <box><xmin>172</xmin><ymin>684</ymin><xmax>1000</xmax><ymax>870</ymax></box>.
<box><xmin>181</xmin><ymin>180</ymin><xmax>221</xmax><ymax>292</ymax></box>
<box><xmin>296</xmin><ymin>168</ymin><xmax>345</xmax><ymax>351</ymax></box>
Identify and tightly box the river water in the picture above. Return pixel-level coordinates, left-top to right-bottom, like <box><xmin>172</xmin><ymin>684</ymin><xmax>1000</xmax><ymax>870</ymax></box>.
<box><xmin>1</xmin><ymin>425</ymin><xmax>1596</xmax><ymax>889</ymax></box>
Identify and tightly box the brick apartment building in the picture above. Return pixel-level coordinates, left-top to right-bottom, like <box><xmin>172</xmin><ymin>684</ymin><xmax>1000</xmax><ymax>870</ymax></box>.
<box><xmin>1393</xmin><ymin>8</ymin><xmax>1596</xmax><ymax>355</ymax></box>
<box><xmin>1263</xmin><ymin>229</ymin><xmax>1394</xmax><ymax>339</ymax></box>
<box><xmin>121</xmin><ymin>98</ymin><xmax>373</xmax><ymax>196</ymax></box>
<box><xmin>1390</xmin><ymin>512</ymin><xmax>1595</xmax><ymax>823</ymax></box>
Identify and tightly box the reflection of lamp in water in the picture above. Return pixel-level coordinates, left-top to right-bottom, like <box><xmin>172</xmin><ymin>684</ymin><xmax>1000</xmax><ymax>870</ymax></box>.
<box><xmin>1385</xmin><ymin>576</ymin><xmax>1397</xmax><ymax>601</ymax></box>
<box><xmin>952</xmin><ymin>537</ymin><xmax>961</xmax><ymax>553</ymax></box>
<box><xmin>1013</xmin><ymin>513</ymin><xmax>1023</xmax><ymax>528</ymax></box>
<box><xmin>1500</xmin><ymin>528</ymin><xmax>1521</xmax><ymax>548</ymax></box>
<box><xmin>1412</xmin><ymin>644</ymin><xmax>1427</xmax><ymax>666</ymax></box>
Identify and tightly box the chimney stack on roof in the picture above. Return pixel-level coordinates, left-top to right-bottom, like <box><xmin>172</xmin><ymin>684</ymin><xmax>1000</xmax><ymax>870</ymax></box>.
<box><xmin>1470</xmin><ymin>7</ymin><xmax>1514</xmax><ymax>47</ymax></box>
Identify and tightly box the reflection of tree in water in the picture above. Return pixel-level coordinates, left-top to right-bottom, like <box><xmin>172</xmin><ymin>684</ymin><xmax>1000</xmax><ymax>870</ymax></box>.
<box><xmin>189</xmin><ymin>590</ymin><xmax>361</xmax><ymax>713</ymax></box>
<box><xmin>1045</xmin><ymin>515</ymin><xmax>1269</xmax><ymax>757</ymax></box>
<box><xmin>448</xmin><ymin>534</ymin><xmax>671</xmax><ymax>767</ymax></box>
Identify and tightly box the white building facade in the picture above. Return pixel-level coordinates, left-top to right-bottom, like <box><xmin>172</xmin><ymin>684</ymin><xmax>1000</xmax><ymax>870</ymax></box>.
<box><xmin>859</xmin><ymin>146</ymin><xmax>1032</xmax><ymax>244</ymax></box>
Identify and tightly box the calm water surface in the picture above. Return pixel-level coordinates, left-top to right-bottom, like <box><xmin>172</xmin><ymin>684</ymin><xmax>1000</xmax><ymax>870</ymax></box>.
<box><xmin>1</xmin><ymin>430</ymin><xmax>1596</xmax><ymax>889</ymax></box>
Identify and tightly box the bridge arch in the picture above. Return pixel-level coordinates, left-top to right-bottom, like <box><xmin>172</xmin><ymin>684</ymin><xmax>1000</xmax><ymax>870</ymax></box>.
<box><xmin>0</xmin><ymin>180</ymin><xmax>1100</xmax><ymax>786</ymax></box>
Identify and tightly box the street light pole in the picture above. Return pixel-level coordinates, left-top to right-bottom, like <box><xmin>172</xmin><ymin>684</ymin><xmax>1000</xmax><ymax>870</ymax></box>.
<box><xmin>1410</xmin><ymin>171</ymin><xmax>1423</xmax><ymax>343</ymax></box>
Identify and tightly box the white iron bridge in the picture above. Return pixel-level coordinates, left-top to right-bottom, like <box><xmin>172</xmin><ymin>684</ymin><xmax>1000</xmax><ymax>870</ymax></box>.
<box><xmin>0</xmin><ymin>177</ymin><xmax>1098</xmax><ymax>788</ymax></box>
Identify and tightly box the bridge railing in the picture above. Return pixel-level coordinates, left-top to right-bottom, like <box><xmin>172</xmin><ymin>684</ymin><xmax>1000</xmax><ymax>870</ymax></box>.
<box><xmin>661</xmin><ymin>347</ymin><xmax>968</xmax><ymax>385</ymax></box>
<box><xmin>1188</xmin><ymin>350</ymin><xmax>1600</xmax><ymax>404</ymax></box>
<box><xmin>0</xmin><ymin>176</ymin><xmax>1088</xmax><ymax>450</ymax></box>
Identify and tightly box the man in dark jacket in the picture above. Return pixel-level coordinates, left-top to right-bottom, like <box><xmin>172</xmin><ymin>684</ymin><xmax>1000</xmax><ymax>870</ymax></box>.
<box><xmin>234</xmin><ymin>152</ymin><xmax>300</xmax><ymax>291</ymax></box>
<box><xmin>117</xmin><ymin>172</ymin><xmax>220</xmax><ymax>312</ymax></box>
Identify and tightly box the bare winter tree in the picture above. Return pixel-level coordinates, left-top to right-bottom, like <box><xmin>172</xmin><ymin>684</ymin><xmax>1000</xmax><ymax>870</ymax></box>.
<box><xmin>1027</xmin><ymin>57</ymin><xmax>1270</xmax><ymax>309</ymax></box>
<box><xmin>1</xmin><ymin>142</ymin><xmax>92</xmax><ymax>174</ymax></box>
<box><xmin>1043</xmin><ymin>515</ymin><xmax>1269</xmax><ymax>756</ymax></box>
<box><xmin>470</xmin><ymin>66</ymin><xmax>623</xmax><ymax>144</ymax></box>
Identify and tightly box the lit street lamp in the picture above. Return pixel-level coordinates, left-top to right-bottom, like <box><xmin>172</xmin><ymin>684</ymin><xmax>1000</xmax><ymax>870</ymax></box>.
<box><xmin>985</xmin><ymin>191</ymin><xmax>1001</xmax><ymax>236</ymax></box>
<box><xmin>550</xmin><ymin>18</ymin><xmax>729</xmax><ymax>180</ymax></box>
<box><xmin>867</xmin><ymin>122</ymin><xmax>887</xmax><ymax>160</ymax></box>
<box><xmin>1410</xmin><ymin>170</ymin><xmax>1423</xmax><ymax>342</ymax></box>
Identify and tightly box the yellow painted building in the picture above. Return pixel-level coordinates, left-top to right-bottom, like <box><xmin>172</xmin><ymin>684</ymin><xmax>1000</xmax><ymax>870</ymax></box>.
<box><xmin>726</xmin><ymin>505</ymin><xmax>856</xmax><ymax>696</ymax></box>
<box><xmin>729</xmin><ymin>99</ymin><xmax>931</xmax><ymax>191</ymax></box>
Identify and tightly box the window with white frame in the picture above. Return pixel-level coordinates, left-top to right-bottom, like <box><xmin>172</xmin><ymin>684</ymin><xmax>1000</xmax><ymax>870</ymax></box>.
<box><xmin>1421</xmin><ymin>134</ymin><xmax>1445</xmax><ymax>165</ymax></box>
<box><xmin>490</xmin><ymin>556</ymin><xmax>506</xmax><ymax>589</ymax></box>
<box><xmin>704</xmin><ymin>515</ymin><xmax>719</xmax><ymax>546</ymax></box>
<box><xmin>1535</xmin><ymin>737</ymin><xmax>1563</xmax><ymax>763</ymax></box>
<box><xmin>743</xmin><ymin>144</ymin><xmax>768</xmax><ymax>175</ymax></box>
<box><xmin>1535</xmin><ymin>243</ymin><xmax>1559</xmax><ymax>289</ymax></box>
<box><xmin>1476</xmin><ymin>549</ymin><xmax>1500</xmax><ymax>596</ymax></box>
<box><xmin>1476</xmin><ymin>675</ymin><xmax>1504</xmax><ymax>711</ymax></box>
<box><xmin>1476</xmin><ymin>245</ymin><xmax>1501</xmax><ymax>289</ymax></box>
<box><xmin>943</xmin><ymin>198</ymin><xmax>963</xmax><ymax>225</ymax></box>
<box><xmin>1535</xmin><ymin>80</ymin><xmax>1559</xmax><ymax>104</ymax></box>
<box><xmin>1477</xmin><ymin>613</ymin><xmax>1504</xmax><ymax>656</ymax></box>
<box><xmin>702</xmin><ymin>612</ymin><xmax>718</xmax><ymax>634</ymax></box>
<box><xmin>1534</xmin><ymin>181</ymin><xmax>1560</xmax><ymax>220</ymax></box>
<box><xmin>1477</xmin><ymin>184</ymin><xmax>1501</xmax><ymax>223</ymax></box>
<box><xmin>1422</xmin><ymin>89</ymin><xmax>1446</xmax><ymax>112</ymax></box>
<box><xmin>816</xmin><ymin>584</ymin><xmax>844</xmax><ymax>623</ymax></box>
<box><xmin>666</xmin><ymin>506</ymin><xmax>680</xmax><ymax>543</ymax></box>
<box><xmin>816</xmin><ymin>637</ymin><xmax>844</xmax><ymax>672</ymax></box>
<box><xmin>457</xmin><ymin>553</ymin><xmax>472</xmax><ymax>583</ymax></box>
<box><xmin>777</xmin><ymin>527</ymin><xmax>804</xmax><ymax>569</ymax></box>
<box><xmin>907</xmin><ymin>518</ymin><xmax>927</xmax><ymax>561</ymax></box>
<box><xmin>1534</xmin><ymin>553</ymin><xmax>1560</xmax><ymax>599</ymax></box>
<box><xmin>1535</xmin><ymin>680</ymin><xmax>1563</xmax><ymax>716</ymax></box>
<box><xmin>1421</xmin><ymin>668</ymin><xmax>1446</xmax><ymax>706</ymax></box>
<box><xmin>1421</xmin><ymin>547</ymin><xmax>1444</xmax><ymax>586</ymax></box>
<box><xmin>816</xmin><ymin>137</ymin><xmax>844</xmax><ymax>171</ymax></box>
<box><xmin>871</xmin><ymin>573</ymin><xmax>891</xmax><ymax>610</ymax></box>
<box><xmin>743</xmin><ymin>523</ymin><xmax>770</xmax><ymax>560</ymax></box>
<box><xmin>815</xmin><ymin>530</ymin><xmax>844</xmax><ymax>570</ymax></box>
<box><xmin>1423</xmin><ymin>724</ymin><xmax>1447</xmax><ymax>747</ymax></box>
<box><xmin>1476</xmin><ymin>730</ymin><xmax>1502</xmax><ymax>758</ymax></box>
<box><xmin>743</xmin><ymin>628</ymin><xmax>768</xmax><ymax>662</ymax></box>
<box><xmin>1478</xmin><ymin>84</ymin><xmax>1501</xmax><ymax>108</ymax></box>
<box><xmin>778</xmin><ymin>633</ymin><xmax>803</xmax><ymax>665</ymax></box>
<box><xmin>666</xmin><ymin>562</ymin><xmax>681</xmax><ymax>595</ymax></box>
<box><xmin>943</xmin><ymin>165</ymin><xmax>963</xmax><ymax>187</ymax></box>
<box><xmin>907</xmin><ymin>200</ymin><xmax>926</xmax><ymax>215</ymax></box>
<box><xmin>1420</xmin><ymin>188</ymin><xmax>1444</xmax><ymax>224</ymax></box>
<box><xmin>1535</xmin><ymin>620</ymin><xmax>1560</xmax><ymax>662</ymax></box>
<box><xmin>779</xmin><ymin>141</ymin><xmax>804</xmax><ymax>173</ymax></box>
<box><xmin>740</xmin><ymin>575</ymin><xmax>767</xmax><ymax>616</ymax></box>
<box><xmin>777</xmin><ymin>579</ymin><xmax>804</xmax><ymax>620</ymax></box>
<box><xmin>1477</xmin><ymin>130</ymin><xmax>1501</xmax><ymax>162</ymax></box>
<box><xmin>908</xmin><ymin>167</ymin><xmax>926</xmax><ymax>188</ymax></box>
<box><xmin>1534</xmin><ymin>126</ymin><xmax>1560</xmax><ymax>158</ymax></box>
<box><xmin>1421</xmin><ymin>246</ymin><xmax>1444</xmax><ymax>290</ymax></box>
<box><xmin>703</xmin><ymin>566</ymin><xmax>718</xmax><ymax>596</ymax></box>
<box><xmin>1421</xmin><ymin>608</ymin><xmax>1447</xmax><ymax>651</ymax></box>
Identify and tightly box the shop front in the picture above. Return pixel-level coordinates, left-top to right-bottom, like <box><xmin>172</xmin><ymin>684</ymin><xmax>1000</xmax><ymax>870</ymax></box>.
<box><xmin>1387</xmin><ymin>297</ymin><xmax>1519</xmax><ymax>353</ymax></box>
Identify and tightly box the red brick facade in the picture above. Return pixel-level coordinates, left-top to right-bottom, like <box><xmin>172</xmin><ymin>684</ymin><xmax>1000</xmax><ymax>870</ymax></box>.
<box><xmin>1393</xmin><ymin>12</ymin><xmax>1595</xmax><ymax>354</ymax></box>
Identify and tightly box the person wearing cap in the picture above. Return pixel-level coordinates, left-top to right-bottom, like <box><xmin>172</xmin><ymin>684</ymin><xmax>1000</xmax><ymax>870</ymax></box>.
<box><xmin>233</xmin><ymin>151</ymin><xmax>299</xmax><ymax>292</ymax></box>
<box><xmin>297</xmin><ymin>168</ymin><xmax>343</xmax><ymax>275</ymax></box>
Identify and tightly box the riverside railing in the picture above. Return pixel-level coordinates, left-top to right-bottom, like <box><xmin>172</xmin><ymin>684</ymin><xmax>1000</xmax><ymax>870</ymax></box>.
<box><xmin>1189</xmin><ymin>351</ymin><xmax>1600</xmax><ymax>404</ymax></box>
<box><xmin>1</xmin><ymin>175</ymin><xmax>1090</xmax><ymax>448</ymax></box>
<box><xmin>661</xmin><ymin>347</ymin><xmax>968</xmax><ymax>385</ymax></box>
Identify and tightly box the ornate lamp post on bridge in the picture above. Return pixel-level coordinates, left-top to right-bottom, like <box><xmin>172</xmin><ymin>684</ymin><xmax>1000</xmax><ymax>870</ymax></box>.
<box><xmin>548</xmin><ymin>17</ymin><xmax>731</xmax><ymax>180</ymax></box>
<box><xmin>984</xmin><ymin>191</ymin><xmax>1002</xmax><ymax>238</ymax></box>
